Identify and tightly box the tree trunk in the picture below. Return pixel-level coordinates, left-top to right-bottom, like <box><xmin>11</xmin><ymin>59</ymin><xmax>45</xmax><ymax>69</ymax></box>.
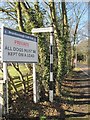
<box><xmin>16</xmin><ymin>2</ymin><xmax>24</xmax><ymax>31</ymax></box>
<box><xmin>49</xmin><ymin>0</ymin><xmax>62</xmax><ymax>96</ymax></box>
<box><xmin>61</xmin><ymin>1</ymin><xmax>69</xmax><ymax>75</ymax></box>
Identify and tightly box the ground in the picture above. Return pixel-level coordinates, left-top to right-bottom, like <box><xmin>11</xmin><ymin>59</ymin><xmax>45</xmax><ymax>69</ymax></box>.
<box><xmin>3</xmin><ymin>68</ymin><xmax>90</xmax><ymax>120</ymax></box>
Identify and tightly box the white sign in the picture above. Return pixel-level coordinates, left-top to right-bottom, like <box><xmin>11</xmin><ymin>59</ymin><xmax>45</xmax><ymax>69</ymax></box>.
<box><xmin>32</xmin><ymin>27</ymin><xmax>54</xmax><ymax>33</ymax></box>
<box><xmin>1</xmin><ymin>26</ymin><xmax>38</xmax><ymax>63</ymax></box>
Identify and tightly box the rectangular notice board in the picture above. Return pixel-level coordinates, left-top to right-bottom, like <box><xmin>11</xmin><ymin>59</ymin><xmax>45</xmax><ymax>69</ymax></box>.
<box><xmin>1</xmin><ymin>26</ymin><xmax>38</xmax><ymax>63</ymax></box>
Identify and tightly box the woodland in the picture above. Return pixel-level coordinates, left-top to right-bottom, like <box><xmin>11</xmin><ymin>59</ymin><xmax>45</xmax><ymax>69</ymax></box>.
<box><xmin>0</xmin><ymin>1</ymin><xmax>88</xmax><ymax>119</ymax></box>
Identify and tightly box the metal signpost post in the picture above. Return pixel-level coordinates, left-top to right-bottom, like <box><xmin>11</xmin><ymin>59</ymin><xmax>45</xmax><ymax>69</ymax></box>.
<box><xmin>32</xmin><ymin>25</ymin><xmax>54</xmax><ymax>102</ymax></box>
<box><xmin>0</xmin><ymin>26</ymin><xmax>38</xmax><ymax>118</ymax></box>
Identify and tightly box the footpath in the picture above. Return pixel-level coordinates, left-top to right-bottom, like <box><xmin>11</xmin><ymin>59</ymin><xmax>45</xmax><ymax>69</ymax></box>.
<box><xmin>0</xmin><ymin>63</ymin><xmax>90</xmax><ymax>120</ymax></box>
<box><xmin>61</xmin><ymin>65</ymin><xmax>90</xmax><ymax>120</ymax></box>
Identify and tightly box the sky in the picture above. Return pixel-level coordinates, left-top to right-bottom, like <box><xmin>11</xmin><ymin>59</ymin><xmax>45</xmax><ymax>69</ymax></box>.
<box><xmin>64</xmin><ymin>2</ymin><xmax>88</xmax><ymax>43</ymax></box>
<box><xmin>0</xmin><ymin>1</ymin><xmax>89</xmax><ymax>42</ymax></box>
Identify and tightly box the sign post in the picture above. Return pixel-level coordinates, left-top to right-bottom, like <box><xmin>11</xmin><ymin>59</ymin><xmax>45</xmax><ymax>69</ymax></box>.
<box><xmin>33</xmin><ymin>63</ymin><xmax>37</xmax><ymax>103</ymax></box>
<box><xmin>3</xmin><ymin>62</ymin><xmax>9</xmax><ymax>115</ymax></box>
<box><xmin>0</xmin><ymin>79</ymin><xmax>3</xmax><ymax>119</ymax></box>
<box><xmin>32</xmin><ymin>25</ymin><xmax>54</xmax><ymax>102</ymax></box>
<box><xmin>49</xmin><ymin>30</ymin><xmax>54</xmax><ymax>102</ymax></box>
<box><xmin>0</xmin><ymin>26</ymin><xmax>38</xmax><ymax>117</ymax></box>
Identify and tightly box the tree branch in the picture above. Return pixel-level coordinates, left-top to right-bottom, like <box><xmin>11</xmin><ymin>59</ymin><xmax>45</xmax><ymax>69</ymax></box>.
<box><xmin>0</xmin><ymin>8</ymin><xmax>17</xmax><ymax>21</ymax></box>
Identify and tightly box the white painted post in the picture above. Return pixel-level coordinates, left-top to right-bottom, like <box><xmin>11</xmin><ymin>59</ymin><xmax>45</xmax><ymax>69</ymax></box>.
<box><xmin>0</xmin><ymin>80</ymin><xmax>3</xmax><ymax>119</ymax></box>
<box><xmin>32</xmin><ymin>26</ymin><xmax>54</xmax><ymax>102</ymax></box>
<box><xmin>3</xmin><ymin>62</ymin><xmax>9</xmax><ymax>114</ymax></box>
<box><xmin>49</xmin><ymin>25</ymin><xmax>54</xmax><ymax>102</ymax></box>
<box><xmin>32</xmin><ymin>32</ymin><xmax>37</xmax><ymax>103</ymax></box>
<box><xmin>33</xmin><ymin>63</ymin><xmax>37</xmax><ymax>103</ymax></box>
<box><xmin>3</xmin><ymin>63</ymin><xmax>7</xmax><ymax>83</ymax></box>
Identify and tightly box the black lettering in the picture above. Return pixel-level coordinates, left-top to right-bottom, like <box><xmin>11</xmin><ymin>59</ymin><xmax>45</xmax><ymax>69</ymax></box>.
<box><xmin>27</xmin><ymin>54</ymin><xmax>34</xmax><ymax>57</ymax></box>
<box><xmin>5</xmin><ymin>46</ymin><xmax>8</xmax><ymax>50</ymax></box>
<box><xmin>8</xmin><ymin>52</ymin><xmax>12</xmax><ymax>56</ymax></box>
<box><xmin>24</xmin><ymin>49</ymin><xmax>32</xmax><ymax>53</ymax></box>
<box><xmin>8</xmin><ymin>52</ymin><xmax>18</xmax><ymax>56</ymax></box>
<box><xmin>18</xmin><ymin>53</ymin><xmax>24</xmax><ymax>57</ymax></box>
<box><xmin>5</xmin><ymin>46</ymin><xmax>12</xmax><ymax>51</ymax></box>
<box><xmin>33</xmin><ymin>50</ymin><xmax>36</xmax><ymax>53</ymax></box>
<box><xmin>31</xmin><ymin>54</ymin><xmax>34</xmax><ymax>57</ymax></box>
<box><xmin>13</xmin><ymin>47</ymin><xmax>16</xmax><ymax>51</ymax></box>
<box><xmin>24</xmin><ymin>53</ymin><xmax>27</xmax><ymax>57</ymax></box>
<box><xmin>13</xmin><ymin>47</ymin><xmax>23</xmax><ymax>52</ymax></box>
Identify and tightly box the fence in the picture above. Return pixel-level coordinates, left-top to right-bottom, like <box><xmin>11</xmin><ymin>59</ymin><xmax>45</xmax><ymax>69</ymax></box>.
<box><xmin>8</xmin><ymin>73</ymin><xmax>33</xmax><ymax>101</ymax></box>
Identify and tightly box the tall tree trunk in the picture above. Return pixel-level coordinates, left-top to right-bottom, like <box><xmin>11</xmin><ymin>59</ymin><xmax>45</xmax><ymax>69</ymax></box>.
<box><xmin>49</xmin><ymin>0</ymin><xmax>62</xmax><ymax>96</ymax></box>
<box><xmin>61</xmin><ymin>1</ymin><xmax>69</xmax><ymax>75</ymax></box>
<box><xmin>20</xmin><ymin>2</ymin><xmax>36</xmax><ymax>32</ymax></box>
<box><xmin>16</xmin><ymin>2</ymin><xmax>24</xmax><ymax>31</ymax></box>
<box><xmin>34</xmin><ymin>0</ymin><xmax>50</xmax><ymax>98</ymax></box>
<box><xmin>62</xmin><ymin>1</ymin><xmax>71</xmax><ymax>73</ymax></box>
